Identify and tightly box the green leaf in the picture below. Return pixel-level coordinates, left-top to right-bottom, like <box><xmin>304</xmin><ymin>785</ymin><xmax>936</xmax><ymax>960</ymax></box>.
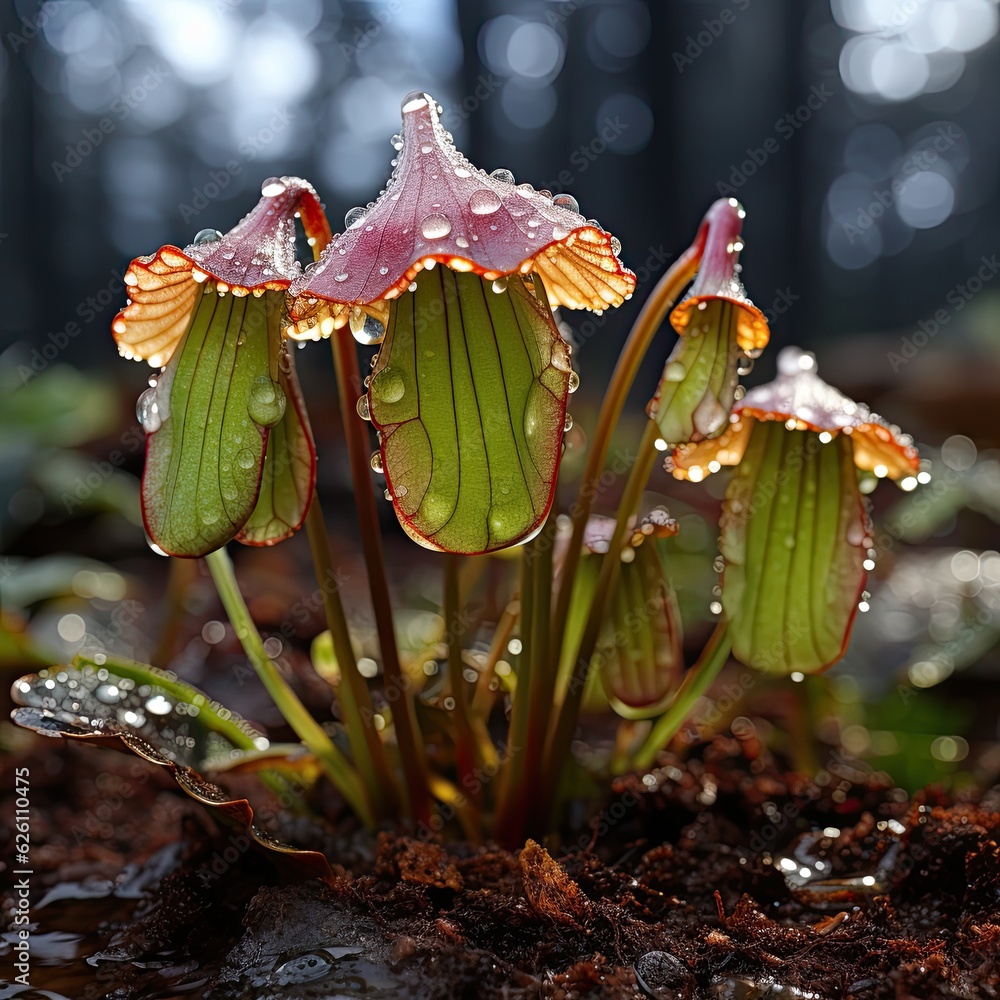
<box><xmin>647</xmin><ymin>299</ymin><xmax>742</xmax><ymax>445</ymax></box>
<box><xmin>11</xmin><ymin>653</ymin><xmax>263</xmax><ymax>769</ymax></box>
<box><xmin>368</xmin><ymin>269</ymin><xmax>571</xmax><ymax>553</ymax></box>
<box><xmin>601</xmin><ymin>541</ymin><xmax>684</xmax><ymax>718</ymax></box>
<box><xmin>236</xmin><ymin>347</ymin><xmax>316</xmax><ymax>546</ymax></box>
<box><xmin>555</xmin><ymin>527</ymin><xmax>683</xmax><ymax>719</ymax></box>
<box><xmin>11</xmin><ymin>659</ymin><xmax>334</xmax><ymax>884</ymax></box>
<box><xmin>720</xmin><ymin>422</ymin><xmax>868</xmax><ymax>674</ymax></box>
<box><xmin>142</xmin><ymin>288</ymin><xmax>286</xmax><ymax>557</ymax></box>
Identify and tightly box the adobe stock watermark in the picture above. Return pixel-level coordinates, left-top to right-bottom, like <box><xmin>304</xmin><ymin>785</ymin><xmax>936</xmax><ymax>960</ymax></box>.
<box><xmin>4</xmin><ymin>1</ymin><xmax>65</xmax><ymax>54</ymax></box>
<box><xmin>543</xmin><ymin>115</ymin><xmax>630</xmax><ymax>192</ymax></box>
<box><xmin>51</xmin><ymin>66</ymin><xmax>170</xmax><ymax>181</ymax></box>
<box><xmin>672</xmin><ymin>0</ymin><xmax>751</xmax><ymax>72</ymax></box>
<box><xmin>873</xmin><ymin>0</ymin><xmax>934</xmax><ymax>36</ymax></box>
<box><xmin>544</xmin><ymin>0</ymin><xmax>587</xmax><ymax>27</ymax></box>
<box><xmin>760</xmin><ymin>286</ymin><xmax>799</xmax><ymax>326</ymax></box>
<box><xmin>61</xmin><ymin>426</ymin><xmax>146</xmax><ymax>513</ymax></box>
<box><xmin>178</xmin><ymin>107</ymin><xmax>296</xmax><ymax>224</ymax></box>
<box><xmin>439</xmin><ymin>74</ymin><xmax>502</xmax><ymax>131</ymax></box>
<box><xmin>18</xmin><ymin>267</ymin><xmax>129</xmax><ymax>384</ymax></box>
<box><xmin>842</xmin><ymin>125</ymin><xmax>961</xmax><ymax>245</ymax></box>
<box><xmin>339</xmin><ymin>0</ymin><xmax>402</xmax><ymax>58</ymax></box>
<box><xmin>415</xmin><ymin>740</ymin><xmax>519</xmax><ymax>840</ymax></box>
<box><xmin>716</xmin><ymin>84</ymin><xmax>834</xmax><ymax>197</ymax></box>
<box><xmin>11</xmin><ymin>766</ymin><xmax>32</xmax><ymax>986</ymax></box>
<box><xmin>887</xmin><ymin>254</ymin><xmax>1000</xmax><ymax>372</ymax></box>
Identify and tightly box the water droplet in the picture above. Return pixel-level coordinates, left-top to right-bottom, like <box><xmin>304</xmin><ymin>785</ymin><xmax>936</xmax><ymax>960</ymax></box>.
<box><xmin>390</xmin><ymin>132</ymin><xmax>403</xmax><ymax>151</ymax></box>
<box><xmin>552</xmin><ymin>193</ymin><xmax>579</xmax><ymax>214</ymax></box>
<box><xmin>408</xmin><ymin>281</ymin><xmax>418</xmax><ymax>293</ymax></box>
<box><xmin>420</xmin><ymin>213</ymin><xmax>452</xmax><ymax>239</ymax></box>
<box><xmin>145</xmin><ymin>534</ymin><xmax>169</xmax><ymax>556</ymax></box>
<box><xmin>551</xmin><ymin>225</ymin><xmax>571</xmax><ymax>240</ymax></box>
<box><xmin>345</xmin><ymin>206</ymin><xmax>367</xmax><ymax>229</ymax></box>
<box><xmin>193</xmin><ymin>228</ymin><xmax>222</xmax><ymax>245</ymax></box>
<box><xmin>236</xmin><ymin>448</ymin><xmax>255</xmax><ymax>470</ymax></box>
<box><xmin>95</xmin><ymin>682</ymin><xmax>121</xmax><ymax>703</ymax></box>
<box><xmin>568</xmin><ymin>370</ymin><xmax>580</xmax><ymax>393</ymax></box>
<box><xmin>379</xmin><ymin>265</ymin><xmax>389</xmax><ymax>275</ymax></box>
<box><xmin>737</xmin><ymin>359</ymin><xmax>755</xmax><ymax>376</ymax></box>
<box><xmin>246</xmin><ymin>375</ymin><xmax>286</xmax><ymax>427</ymax></box>
<box><xmin>200</xmin><ymin>505</ymin><xmax>220</xmax><ymax>526</ymax></box>
<box><xmin>401</xmin><ymin>91</ymin><xmax>429</xmax><ymax>114</ymax></box>
<box><xmin>145</xmin><ymin>694</ymin><xmax>173</xmax><ymax>715</ymax></box>
<box><xmin>455</xmin><ymin>236</ymin><xmax>470</xmax><ymax>248</ymax></box>
<box><xmin>334</xmin><ymin>272</ymin><xmax>349</xmax><ymax>282</ymax></box>
<box><xmin>370</xmin><ymin>451</ymin><xmax>384</xmax><ymax>474</ymax></box>
<box><xmin>348</xmin><ymin>311</ymin><xmax>384</xmax><ymax>346</ymax></box>
<box><xmin>492</xmin><ymin>277</ymin><xmax>508</xmax><ymax>294</ymax></box>
<box><xmin>370</xmin><ymin>367</ymin><xmax>405</xmax><ymax>403</ymax></box>
<box><xmin>490</xmin><ymin>168</ymin><xmax>515</xmax><ymax>185</ymax></box>
<box><xmin>135</xmin><ymin>387</ymin><xmax>162</xmax><ymax>433</ymax></box>
<box><xmin>692</xmin><ymin>395</ymin><xmax>728</xmax><ymax>438</ymax></box>
<box><xmin>611</xmin><ymin>236</ymin><xmax>622</xmax><ymax>256</ymax></box>
<box><xmin>271</xmin><ymin>951</ymin><xmax>338</xmax><ymax>985</ymax></box>
<box><xmin>563</xmin><ymin>413</ymin><xmax>574</xmax><ymax>432</ymax></box>
<box><xmin>356</xmin><ymin>395</ymin><xmax>371</xmax><ymax>420</ymax></box>
<box><xmin>260</xmin><ymin>177</ymin><xmax>286</xmax><ymax>197</ymax></box>
<box><xmin>846</xmin><ymin>522</ymin><xmax>867</xmax><ymax>546</ymax></box>
<box><xmin>469</xmin><ymin>188</ymin><xmax>503</xmax><ymax>216</ymax></box>
<box><xmin>662</xmin><ymin>361</ymin><xmax>686</xmax><ymax>383</ymax></box>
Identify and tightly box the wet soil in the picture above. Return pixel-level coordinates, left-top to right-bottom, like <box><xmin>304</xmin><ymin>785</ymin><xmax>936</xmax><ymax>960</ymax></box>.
<box><xmin>3</xmin><ymin>735</ymin><xmax>1000</xmax><ymax>999</ymax></box>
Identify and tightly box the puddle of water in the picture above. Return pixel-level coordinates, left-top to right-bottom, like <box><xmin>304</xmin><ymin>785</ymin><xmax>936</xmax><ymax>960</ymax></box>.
<box><xmin>711</xmin><ymin>979</ymin><xmax>827</xmax><ymax>999</ymax></box>
<box><xmin>0</xmin><ymin>844</ymin><xmax>209</xmax><ymax>999</ymax></box>
<box><xmin>771</xmin><ymin>828</ymin><xmax>901</xmax><ymax>910</ymax></box>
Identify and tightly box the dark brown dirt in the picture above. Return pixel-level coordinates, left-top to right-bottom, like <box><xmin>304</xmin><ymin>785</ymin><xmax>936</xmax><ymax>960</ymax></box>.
<box><xmin>3</xmin><ymin>734</ymin><xmax>1000</xmax><ymax>998</ymax></box>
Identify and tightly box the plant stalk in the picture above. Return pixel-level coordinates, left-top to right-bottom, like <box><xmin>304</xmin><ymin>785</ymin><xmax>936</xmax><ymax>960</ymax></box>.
<box><xmin>632</xmin><ymin>621</ymin><xmax>732</xmax><ymax>770</ymax></box>
<box><xmin>548</xmin><ymin>239</ymin><xmax>705</xmax><ymax>674</ymax></box>
<box><xmin>329</xmin><ymin>333</ymin><xmax>431</xmax><ymax>825</ymax></box>
<box><xmin>539</xmin><ymin>418</ymin><xmax>660</xmax><ymax>816</ymax></box>
<box><xmin>304</xmin><ymin>495</ymin><xmax>396</xmax><ymax>817</ymax></box>
<box><xmin>514</xmin><ymin>516</ymin><xmax>557</xmax><ymax>836</ymax></box>
<box><xmin>444</xmin><ymin>553</ymin><xmax>478</xmax><ymax>790</ymax></box>
<box><xmin>203</xmin><ymin>546</ymin><xmax>374</xmax><ymax>826</ymax></box>
<box><xmin>492</xmin><ymin>533</ymin><xmax>537</xmax><ymax>844</ymax></box>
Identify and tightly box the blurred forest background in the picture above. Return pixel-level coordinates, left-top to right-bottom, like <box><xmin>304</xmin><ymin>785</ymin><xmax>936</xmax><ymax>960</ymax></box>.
<box><xmin>1</xmin><ymin>0</ymin><xmax>999</xmax><ymax>790</ymax></box>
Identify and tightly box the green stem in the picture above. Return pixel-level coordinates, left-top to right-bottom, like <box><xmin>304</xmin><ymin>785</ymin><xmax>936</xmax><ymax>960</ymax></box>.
<box><xmin>539</xmin><ymin>419</ymin><xmax>660</xmax><ymax>815</ymax></box>
<box><xmin>632</xmin><ymin>622</ymin><xmax>732</xmax><ymax>771</ymax></box>
<box><xmin>204</xmin><ymin>547</ymin><xmax>375</xmax><ymax>826</ymax></box>
<box><xmin>516</xmin><ymin>516</ymin><xmax>557</xmax><ymax>837</ymax></box>
<box><xmin>444</xmin><ymin>553</ymin><xmax>478</xmax><ymax>791</ymax></box>
<box><xmin>304</xmin><ymin>495</ymin><xmax>397</xmax><ymax>818</ymax></box>
<box><xmin>470</xmin><ymin>599</ymin><xmax>517</xmax><ymax>726</ymax></box>
<box><xmin>329</xmin><ymin>334</ymin><xmax>431</xmax><ymax>825</ymax></box>
<box><xmin>548</xmin><ymin>241</ymin><xmax>705</xmax><ymax>676</ymax></box>
<box><xmin>493</xmin><ymin>534</ymin><xmax>536</xmax><ymax>845</ymax></box>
